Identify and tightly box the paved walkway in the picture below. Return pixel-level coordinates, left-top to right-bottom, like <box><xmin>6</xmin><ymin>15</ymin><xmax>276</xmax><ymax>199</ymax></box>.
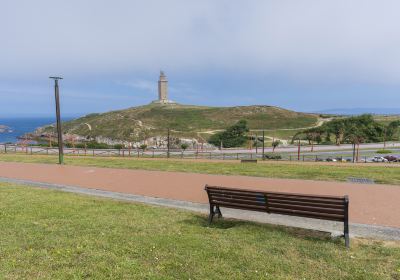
<box><xmin>0</xmin><ymin>162</ymin><xmax>399</xmax><ymax>229</ymax></box>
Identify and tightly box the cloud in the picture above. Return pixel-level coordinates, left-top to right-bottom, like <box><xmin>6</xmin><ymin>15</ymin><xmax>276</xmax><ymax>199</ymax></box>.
<box><xmin>115</xmin><ymin>79</ymin><xmax>156</xmax><ymax>93</ymax></box>
<box><xmin>1</xmin><ymin>0</ymin><xmax>400</xmax><ymax>85</ymax></box>
<box><xmin>2</xmin><ymin>0</ymin><xmax>400</xmax><ymax>116</ymax></box>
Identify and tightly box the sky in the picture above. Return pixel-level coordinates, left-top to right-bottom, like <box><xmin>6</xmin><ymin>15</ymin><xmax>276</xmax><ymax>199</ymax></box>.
<box><xmin>1</xmin><ymin>0</ymin><xmax>400</xmax><ymax>117</ymax></box>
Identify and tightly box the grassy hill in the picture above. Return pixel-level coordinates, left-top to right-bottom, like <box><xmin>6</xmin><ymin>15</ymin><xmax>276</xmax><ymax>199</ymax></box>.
<box><xmin>40</xmin><ymin>103</ymin><xmax>318</xmax><ymax>141</ymax></box>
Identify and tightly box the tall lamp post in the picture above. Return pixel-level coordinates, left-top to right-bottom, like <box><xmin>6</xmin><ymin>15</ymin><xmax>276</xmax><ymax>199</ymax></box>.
<box><xmin>49</xmin><ymin>76</ymin><xmax>64</xmax><ymax>164</ymax></box>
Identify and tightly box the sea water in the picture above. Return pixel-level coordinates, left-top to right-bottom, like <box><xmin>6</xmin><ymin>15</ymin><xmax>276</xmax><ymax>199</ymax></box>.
<box><xmin>0</xmin><ymin>117</ymin><xmax>71</xmax><ymax>143</ymax></box>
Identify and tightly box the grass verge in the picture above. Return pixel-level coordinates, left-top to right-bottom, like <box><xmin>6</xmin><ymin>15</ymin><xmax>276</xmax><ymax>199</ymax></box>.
<box><xmin>1</xmin><ymin>153</ymin><xmax>400</xmax><ymax>185</ymax></box>
<box><xmin>1</xmin><ymin>183</ymin><xmax>399</xmax><ymax>279</ymax></box>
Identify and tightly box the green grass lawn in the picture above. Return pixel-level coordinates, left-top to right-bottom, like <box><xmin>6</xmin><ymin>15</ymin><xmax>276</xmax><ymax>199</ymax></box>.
<box><xmin>1</xmin><ymin>153</ymin><xmax>400</xmax><ymax>185</ymax></box>
<box><xmin>1</xmin><ymin>183</ymin><xmax>399</xmax><ymax>279</ymax></box>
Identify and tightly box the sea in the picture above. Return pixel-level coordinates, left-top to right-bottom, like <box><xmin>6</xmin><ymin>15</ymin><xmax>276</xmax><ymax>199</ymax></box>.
<box><xmin>0</xmin><ymin>117</ymin><xmax>73</xmax><ymax>144</ymax></box>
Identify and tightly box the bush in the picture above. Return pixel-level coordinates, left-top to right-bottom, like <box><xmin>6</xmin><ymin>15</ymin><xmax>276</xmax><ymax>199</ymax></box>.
<box><xmin>86</xmin><ymin>142</ymin><xmax>110</xmax><ymax>149</ymax></box>
<box><xmin>113</xmin><ymin>144</ymin><xmax>124</xmax><ymax>149</ymax></box>
<box><xmin>263</xmin><ymin>153</ymin><xmax>282</xmax><ymax>160</ymax></box>
<box><xmin>208</xmin><ymin>120</ymin><xmax>249</xmax><ymax>148</ymax></box>
<box><xmin>139</xmin><ymin>144</ymin><xmax>148</xmax><ymax>150</ymax></box>
<box><xmin>180</xmin><ymin>143</ymin><xmax>189</xmax><ymax>150</ymax></box>
<box><xmin>65</xmin><ymin>143</ymin><xmax>75</xmax><ymax>148</ymax></box>
<box><xmin>377</xmin><ymin>149</ymin><xmax>392</xmax><ymax>154</ymax></box>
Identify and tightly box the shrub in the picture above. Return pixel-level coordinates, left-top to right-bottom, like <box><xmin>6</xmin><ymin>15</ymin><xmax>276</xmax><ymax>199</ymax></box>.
<box><xmin>377</xmin><ymin>149</ymin><xmax>392</xmax><ymax>154</ymax></box>
<box><xmin>139</xmin><ymin>144</ymin><xmax>148</xmax><ymax>150</ymax></box>
<box><xmin>86</xmin><ymin>142</ymin><xmax>110</xmax><ymax>149</ymax></box>
<box><xmin>263</xmin><ymin>153</ymin><xmax>282</xmax><ymax>160</ymax></box>
<box><xmin>180</xmin><ymin>143</ymin><xmax>189</xmax><ymax>150</ymax></box>
<box><xmin>208</xmin><ymin>120</ymin><xmax>249</xmax><ymax>148</ymax></box>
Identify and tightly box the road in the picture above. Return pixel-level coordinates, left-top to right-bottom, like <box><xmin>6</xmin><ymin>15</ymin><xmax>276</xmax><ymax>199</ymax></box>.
<box><xmin>1</xmin><ymin>142</ymin><xmax>400</xmax><ymax>161</ymax></box>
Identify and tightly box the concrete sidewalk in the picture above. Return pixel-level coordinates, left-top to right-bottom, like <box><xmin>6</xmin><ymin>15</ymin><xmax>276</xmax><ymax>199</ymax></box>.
<box><xmin>1</xmin><ymin>176</ymin><xmax>399</xmax><ymax>241</ymax></box>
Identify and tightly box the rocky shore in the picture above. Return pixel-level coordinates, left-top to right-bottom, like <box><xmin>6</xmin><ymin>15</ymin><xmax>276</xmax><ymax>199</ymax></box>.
<box><xmin>0</xmin><ymin>125</ymin><xmax>11</xmax><ymax>133</ymax></box>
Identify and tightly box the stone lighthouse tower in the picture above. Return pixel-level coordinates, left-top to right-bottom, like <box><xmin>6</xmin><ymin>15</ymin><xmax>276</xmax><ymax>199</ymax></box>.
<box><xmin>158</xmin><ymin>71</ymin><xmax>168</xmax><ymax>102</ymax></box>
<box><xmin>153</xmin><ymin>71</ymin><xmax>175</xmax><ymax>104</ymax></box>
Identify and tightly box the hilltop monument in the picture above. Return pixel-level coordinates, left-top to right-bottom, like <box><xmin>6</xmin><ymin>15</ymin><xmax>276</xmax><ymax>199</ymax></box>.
<box><xmin>153</xmin><ymin>71</ymin><xmax>175</xmax><ymax>104</ymax></box>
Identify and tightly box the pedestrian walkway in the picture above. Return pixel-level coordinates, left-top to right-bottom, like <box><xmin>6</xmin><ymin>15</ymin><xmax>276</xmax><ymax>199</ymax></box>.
<box><xmin>0</xmin><ymin>162</ymin><xmax>399</xmax><ymax>229</ymax></box>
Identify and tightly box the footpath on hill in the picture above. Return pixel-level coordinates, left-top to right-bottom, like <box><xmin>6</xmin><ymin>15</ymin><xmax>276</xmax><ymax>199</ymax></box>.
<box><xmin>0</xmin><ymin>161</ymin><xmax>399</xmax><ymax>238</ymax></box>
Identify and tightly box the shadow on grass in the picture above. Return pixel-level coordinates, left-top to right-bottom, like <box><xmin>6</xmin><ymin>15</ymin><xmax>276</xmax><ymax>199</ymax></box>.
<box><xmin>181</xmin><ymin>213</ymin><xmax>340</xmax><ymax>245</ymax></box>
<box><xmin>182</xmin><ymin>214</ymin><xmax>241</xmax><ymax>229</ymax></box>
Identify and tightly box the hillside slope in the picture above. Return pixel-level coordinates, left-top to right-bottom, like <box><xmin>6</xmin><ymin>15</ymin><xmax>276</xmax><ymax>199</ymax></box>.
<box><xmin>40</xmin><ymin>103</ymin><xmax>319</xmax><ymax>141</ymax></box>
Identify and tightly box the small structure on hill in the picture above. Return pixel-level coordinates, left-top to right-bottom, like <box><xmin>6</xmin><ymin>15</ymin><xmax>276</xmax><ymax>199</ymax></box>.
<box><xmin>152</xmin><ymin>71</ymin><xmax>176</xmax><ymax>104</ymax></box>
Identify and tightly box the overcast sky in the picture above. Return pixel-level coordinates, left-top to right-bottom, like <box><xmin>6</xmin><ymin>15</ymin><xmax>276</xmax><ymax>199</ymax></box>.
<box><xmin>1</xmin><ymin>0</ymin><xmax>400</xmax><ymax>117</ymax></box>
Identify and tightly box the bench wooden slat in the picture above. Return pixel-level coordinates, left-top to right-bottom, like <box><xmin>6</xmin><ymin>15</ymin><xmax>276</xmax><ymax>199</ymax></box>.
<box><xmin>212</xmin><ymin>201</ymin><xmax>268</xmax><ymax>212</ymax></box>
<box><xmin>267</xmin><ymin>197</ymin><xmax>345</xmax><ymax>206</ymax></box>
<box><xmin>268</xmin><ymin>208</ymin><xmax>344</xmax><ymax>221</ymax></box>
<box><xmin>267</xmin><ymin>193</ymin><xmax>345</xmax><ymax>203</ymax></box>
<box><xmin>267</xmin><ymin>202</ymin><xmax>344</xmax><ymax>215</ymax></box>
<box><xmin>210</xmin><ymin>196</ymin><xmax>265</xmax><ymax>207</ymax></box>
<box><xmin>209</xmin><ymin>193</ymin><xmax>265</xmax><ymax>201</ymax></box>
<box><xmin>208</xmin><ymin>189</ymin><xmax>263</xmax><ymax>197</ymax></box>
<box><xmin>208</xmin><ymin>194</ymin><xmax>263</xmax><ymax>202</ymax></box>
<box><xmin>208</xmin><ymin>192</ymin><xmax>262</xmax><ymax>200</ymax></box>
<box><xmin>266</xmin><ymin>198</ymin><xmax>345</xmax><ymax>209</ymax></box>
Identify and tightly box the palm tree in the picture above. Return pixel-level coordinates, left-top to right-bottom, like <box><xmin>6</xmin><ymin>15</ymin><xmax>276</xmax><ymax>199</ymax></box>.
<box><xmin>344</xmin><ymin>125</ymin><xmax>366</xmax><ymax>162</ymax></box>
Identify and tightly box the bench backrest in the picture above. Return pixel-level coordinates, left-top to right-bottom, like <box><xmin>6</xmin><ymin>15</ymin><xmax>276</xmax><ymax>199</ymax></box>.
<box><xmin>205</xmin><ymin>185</ymin><xmax>348</xmax><ymax>222</ymax></box>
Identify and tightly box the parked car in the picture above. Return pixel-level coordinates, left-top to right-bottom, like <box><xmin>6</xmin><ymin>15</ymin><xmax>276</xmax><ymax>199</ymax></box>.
<box><xmin>335</xmin><ymin>157</ymin><xmax>348</xmax><ymax>162</ymax></box>
<box><xmin>384</xmin><ymin>155</ymin><xmax>399</xmax><ymax>162</ymax></box>
<box><xmin>372</xmin><ymin>156</ymin><xmax>389</xmax><ymax>162</ymax></box>
<box><xmin>326</xmin><ymin>157</ymin><xmax>337</xmax><ymax>162</ymax></box>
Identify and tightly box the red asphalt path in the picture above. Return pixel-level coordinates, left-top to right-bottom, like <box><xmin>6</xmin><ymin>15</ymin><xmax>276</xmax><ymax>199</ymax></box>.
<box><xmin>0</xmin><ymin>162</ymin><xmax>399</xmax><ymax>228</ymax></box>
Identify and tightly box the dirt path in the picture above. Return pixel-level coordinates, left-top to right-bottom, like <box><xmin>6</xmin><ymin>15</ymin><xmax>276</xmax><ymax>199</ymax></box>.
<box><xmin>0</xmin><ymin>161</ymin><xmax>399</xmax><ymax>228</ymax></box>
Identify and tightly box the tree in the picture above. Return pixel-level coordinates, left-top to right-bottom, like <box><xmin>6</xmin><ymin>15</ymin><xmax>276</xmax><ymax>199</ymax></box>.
<box><xmin>139</xmin><ymin>144</ymin><xmax>147</xmax><ymax>150</ymax></box>
<box><xmin>180</xmin><ymin>143</ymin><xmax>189</xmax><ymax>151</ymax></box>
<box><xmin>208</xmin><ymin>120</ymin><xmax>249</xmax><ymax>148</ymax></box>
<box><xmin>386</xmin><ymin>120</ymin><xmax>400</xmax><ymax>141</ymax></box>
<box><xmin>328</xmin><ymin>120</ymin><xmax>345</xmax><ymax>145</ymax></box>
<box><xmin>272</xmin><ymin>140</ymin><xmax>281</xmax><ymax>152</ymax></box>
<box><xmin>304</xmin><ymin>127</ymin><xmax>323</xmax><ymax>151</ymax></box>
<box><xmin>344</xmin><ymin>124</ymin><xmax>366</xmax><ymax>162</ymax></box>
<box><xmin>297</xmin><ymin>114</ymin><xmax>389</xmax><ymax>146</ymax></box>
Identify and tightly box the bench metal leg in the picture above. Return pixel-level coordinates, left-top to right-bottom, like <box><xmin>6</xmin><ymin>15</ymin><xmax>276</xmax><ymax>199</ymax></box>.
<box><xmin>344</xmin><ymin>233</ymin><xmax>350</xmax><ymax>248</ymax></box>
<box><xmin>207</xmin><ymin>205</ymin><xmax>215</xmax><ymax>225</ymax></box>
<box><xmin>344</xmin><ymin>220</ymin><xmax>350</xmax><ymax>248</ymax></box>
<box><xmin>344</xmin><ymin>196</ymin><xmax>350</xmax><ymax>248</ymax></box>
<box><xmin>216</xmin><ymin>206</ymin><xmax>223</xmax><ymax>218</ymax></box>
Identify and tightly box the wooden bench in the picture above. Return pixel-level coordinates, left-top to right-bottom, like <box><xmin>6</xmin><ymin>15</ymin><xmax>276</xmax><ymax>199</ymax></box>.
<box><xmin>240</xmin><ymin>159</ymin><xmax>257</xmax><ymax>163</ymax></box>
<box><xmin>205</xmin><ymin>185</ymin><xmax>350</xmax><ymax>248</ymax></box>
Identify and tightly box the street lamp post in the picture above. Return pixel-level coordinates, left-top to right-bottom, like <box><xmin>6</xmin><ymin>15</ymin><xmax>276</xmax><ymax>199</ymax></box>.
<box><xmin>262</xmin><ymin>130</ymin><xmax>265</xmax><ymax>160</ymax></box>
<box><xmin>167</xmin><ymin>128</ymin><xmax>170</xmax><ymax>158</ymax></box>
<box><xmin>49</xmin><ymin>76</ymin><xmax>64</xmax><ymax>164</ymax></box>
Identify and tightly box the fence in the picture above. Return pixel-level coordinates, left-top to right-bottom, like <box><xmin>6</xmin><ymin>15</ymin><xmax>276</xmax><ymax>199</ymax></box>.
<box><xmin>0</xmin><ymin>144</ymin><xmax>265</xmax><ymax>160</ymax></box>
<box><xmin>0</xmin><ymin>143</ymin><xmax>395</xmax><ymax>163</ymax></box>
